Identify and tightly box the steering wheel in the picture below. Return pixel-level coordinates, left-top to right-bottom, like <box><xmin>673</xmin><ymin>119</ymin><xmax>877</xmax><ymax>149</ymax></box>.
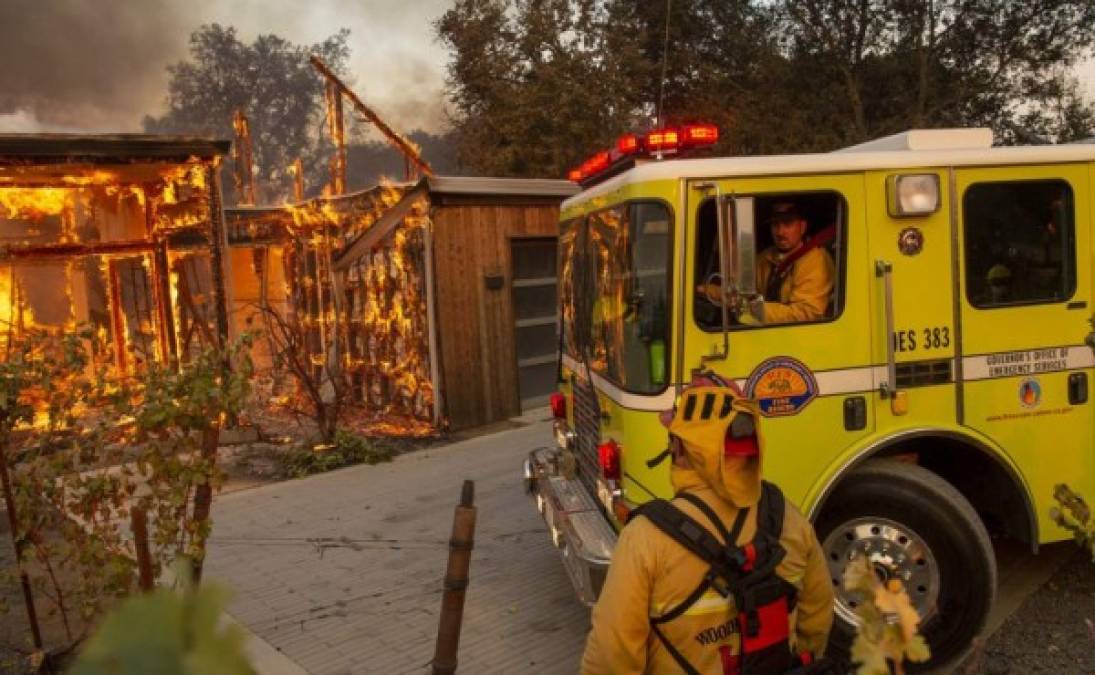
<box><xmin>695</xmin><ymin>272</ymin><xmax>731</xmax><ymax>326</ymax></box>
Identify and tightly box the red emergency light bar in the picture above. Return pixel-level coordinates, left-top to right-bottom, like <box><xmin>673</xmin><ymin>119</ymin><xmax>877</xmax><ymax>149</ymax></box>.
<box><xmin>646</xmin><ymin>128</ymin><xmax>681</xmax><ymax>152</ymax></box>
<box><xmin>580</xmin><ymin>150</ymin><xmax>610</xmax><ymax>177</ymax></box>
<box><xmin>682</xmin><ymin>123</ymin><xmax>719</xmax><ymax>146</ymax></box>
<box><xmin>567</xmin><ymin>123</ymin><xmax>720</xmax><ymax>185</ymax></box>
<box><xmin>617</xmin><ymin>133</ymin><xmax>641</xmax><ymax>154</ymax></box>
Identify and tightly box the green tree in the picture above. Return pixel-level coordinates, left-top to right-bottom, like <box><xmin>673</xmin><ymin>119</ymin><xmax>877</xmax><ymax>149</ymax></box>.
<box><xmin>437</xmin><ymin>0</ymin><xmax>651</xmax><ymax>177</ymax></box>
<box><xmin>143</xmin><ymin>24</ymin><xmax>351</xmax><ymax>202</ymax></box>
<box><xmin>604</xmin><ymin>0</ymin><xmax>785</xmax><ymax>153</ymax></box>
<box><xmin>774</xmin><ymin>0</ymin><xmax>1095</xmax><ymax>146</ymax></box>
<box><xmin>438</xmin><ymin>0</ymin><xmax>1095</xmax><ymax>175</ymax></box>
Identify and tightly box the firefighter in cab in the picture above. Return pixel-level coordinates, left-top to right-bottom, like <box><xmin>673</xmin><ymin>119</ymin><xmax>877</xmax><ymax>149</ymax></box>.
<box><xmin>581</xmin><ymin>374</ymin><xmax>836</xmax><ymax>674</ymax></box>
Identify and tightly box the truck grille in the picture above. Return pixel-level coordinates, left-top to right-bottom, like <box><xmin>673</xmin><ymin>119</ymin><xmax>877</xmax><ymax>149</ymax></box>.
<box><xmin>571</xmin><ymin>374</ymin><xmax>602</xmax><ymax>497</ymax></box>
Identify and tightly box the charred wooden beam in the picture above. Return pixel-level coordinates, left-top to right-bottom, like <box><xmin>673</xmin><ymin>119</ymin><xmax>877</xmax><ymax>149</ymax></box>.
<box><xmin>291</xmin><ymin>157</ymin><xmax>305</xmax><ymax>202</ymax></box>
<box><xmin>309</xmin><ymin>55</ymin><xmax>434</xmax><ymax>178</ymax></box>
<box><xmin>153</xmin><ymin>241</ymin><xmax>178</xmax><ymax>367</ymax></box>
<box><xmin>0</xmin><ymin>240</ymin><xmax>154</xmax><ymax>261</ymax></box>
<box><xmin>324</xmin><ymin>82</ymin><xmax>347</xmax><ymax>195</ymax></box>
<box><xmin>0</xmin><ymin>134</ymin><xmax>231</xmax><ymax>164</ymax></box>
<box><xmin>232</xmin><ymin>110</ymin><xmax>257</xmax><ymax>206</ymax></box>
<box><xmin>333</xmin><ymin>181</ymin><xmax>428</xmax><ymax>271</ymax></box>
<box><xmin>107</xmin><ymin>260</ymin><xmax>128</xmax><ymax>373</ymax></box>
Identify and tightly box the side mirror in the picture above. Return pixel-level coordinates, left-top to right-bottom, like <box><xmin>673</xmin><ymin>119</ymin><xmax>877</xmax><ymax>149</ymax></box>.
<box><xmin>721</xmin><ymin>196</ymin><xmax>756</xmax><ymax>296</ymax></box>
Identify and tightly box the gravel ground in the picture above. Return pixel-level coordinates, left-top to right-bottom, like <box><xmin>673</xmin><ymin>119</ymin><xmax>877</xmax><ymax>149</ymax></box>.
<box><xmin>966</xmin><ymin>548</ymin><xmax>1095</xmax><ymax>674</ymax></box>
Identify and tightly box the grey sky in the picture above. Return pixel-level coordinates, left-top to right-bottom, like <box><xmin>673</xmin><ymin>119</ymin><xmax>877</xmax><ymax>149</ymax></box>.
<box><xmin>0</xmin><ymin>1</ymin><xmax>1092</xmax><ymax>137</ymax></box>
<box><xmin>0</xmin><ymin>0</ymin><xmax>454</xmax><ymax>134</ymax></box>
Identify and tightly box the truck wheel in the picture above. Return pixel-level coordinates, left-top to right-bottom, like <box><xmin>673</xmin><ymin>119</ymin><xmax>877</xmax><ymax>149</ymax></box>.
<box><xmin>815</xmin><ymin>459</ymin><xmax>996</xmax><ymax>669</ymax></box>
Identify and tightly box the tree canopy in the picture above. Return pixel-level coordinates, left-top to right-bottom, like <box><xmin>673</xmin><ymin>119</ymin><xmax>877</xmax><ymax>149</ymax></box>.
<box><xmin>437</xmin><ymin>0</ymin><xmax>1095</xmax><ymax>178</ymax></box>
<box><xmin>143</xmin><ymin>24</ymin><xmax>352</xmax><ymax>202</ymax></box>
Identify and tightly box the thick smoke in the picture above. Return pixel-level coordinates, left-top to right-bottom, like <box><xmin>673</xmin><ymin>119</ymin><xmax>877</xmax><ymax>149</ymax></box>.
<box><xmin>0</xmin><ymin>0</ymin><xmax>199</xmax><ymax>132</ymax></box>
<box><xmin>0</xmin><ymin>0</ymin><xmax>453</xmax><ymax>135</ymax></box>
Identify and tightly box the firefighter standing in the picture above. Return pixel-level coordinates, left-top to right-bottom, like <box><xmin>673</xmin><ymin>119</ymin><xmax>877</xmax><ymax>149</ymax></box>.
<box><xmin>581</xmin><ymin>376</ymin><xmax>834</xmax><ymax>674</ymax></box>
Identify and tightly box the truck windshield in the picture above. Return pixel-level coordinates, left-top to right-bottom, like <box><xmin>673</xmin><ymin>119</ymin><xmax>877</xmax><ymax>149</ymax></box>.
<box><xmin>559</xmin><ymin>202</ymin><xmax>672</xmax><ymax>393</ymax></box>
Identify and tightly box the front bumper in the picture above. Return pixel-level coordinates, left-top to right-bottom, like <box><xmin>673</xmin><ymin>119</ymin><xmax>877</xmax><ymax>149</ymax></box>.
<box><xmin>524</xmin><ymin>443</ymin><xmax>617</xmax><ymax>606</ymax></box>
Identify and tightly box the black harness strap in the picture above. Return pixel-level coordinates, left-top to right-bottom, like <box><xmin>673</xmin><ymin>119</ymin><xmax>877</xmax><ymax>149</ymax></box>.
<box><xmin>648</xmin><ymin>500</ymin><xmax>749</xmax><ymax>626</ymax></box>
<box><xmin>631</xmin><ymin>499</ymin><xmax>740</xmax><ymax>577</ymax></box>
<box><xmin>650</xmin><ymin>622</ymin><xmax>701</xmax><ymax>675</ymax></box>
<box><xmin>631</xmin><ymin>483</ymin><xmax>794</xmax><ymax>674</ymax></box>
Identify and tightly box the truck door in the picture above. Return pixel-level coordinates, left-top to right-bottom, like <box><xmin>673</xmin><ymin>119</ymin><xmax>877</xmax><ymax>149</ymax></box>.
<box><xmin>681</xmin><ymin>174</ymin><xmax>874</xmax><ymax>507</ymax></box>
<box><xmin>862</xmin><ymin>170</ymin><xmax>959</xmax><ymax>434</ymax></box>
<box><xmin>955</xmin><ymin>165</ymin><xmax>1095</xmax><ymax>530</ymax></box>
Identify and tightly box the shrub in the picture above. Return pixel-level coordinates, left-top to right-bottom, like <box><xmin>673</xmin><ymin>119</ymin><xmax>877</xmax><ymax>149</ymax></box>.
<box><xmin>70</xmin><ymin>566</ymin><xmax>253</xmax><ymax>675</ymax></box>
<box><xmin>1050</xmin><ymin>484</ymin><xmax>1095</xmax><ymax>561</ymax></box>
<box><xmin>279</xmin><ymin>430</ymin><xmax>395</xmax><ymax>478</ymax></box>
<box><xmin>843</xmin><ymin>554</ymin><xmax>931</xmax><ymax>675</ymax></box>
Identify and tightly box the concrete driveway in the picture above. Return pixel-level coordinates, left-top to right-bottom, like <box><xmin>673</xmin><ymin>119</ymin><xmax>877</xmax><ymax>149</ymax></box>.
<box><xmin>205</xmin><ymin>420</ymin><xmax>589</xmax><ymax>675</ymax></box>
<box><xmin>205</xmin><ymin>416</ymin><xmax>1071</xmax><ymax>675</ymax></box>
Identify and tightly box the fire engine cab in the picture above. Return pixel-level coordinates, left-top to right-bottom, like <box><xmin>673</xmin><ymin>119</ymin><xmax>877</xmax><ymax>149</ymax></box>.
<box><xmin>524</xmin><ymin>127</ymin><xmax>1095</xmax><ymax>666</ymax></box>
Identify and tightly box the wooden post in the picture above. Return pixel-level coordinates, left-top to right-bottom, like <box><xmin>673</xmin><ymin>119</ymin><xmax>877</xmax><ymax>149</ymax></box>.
<box><xmin>291</xmin><ymin>158</ymin><xmax>305</xmax><ymax>203</ymax></box>
<box><xmin>190</xmin><ymin>162</ymin><xmax>230</xmax><ymax>585</ymax></box>
<box><xmin>423</xmin><ymin>206</ymin><xmax>443</xmax><ymax>427</ymax></box>
<box><xmin>130</xmin><ymin>501</ymin><xmax>154</xmax><ymax>592</ymax></box>
<box><xmin>0</xmin><ymin>442</ymin><xmax>44</xmax><ymax>652</ymax></box>
<box><xmin>206</xmin><ymin>163</ymin><xmax>232</xmax><ymax>353</ymax></box>
<box><xmin>432</xmin><ymin>480</ymin><xmax>477</xmax><ymax>675</ymax></box>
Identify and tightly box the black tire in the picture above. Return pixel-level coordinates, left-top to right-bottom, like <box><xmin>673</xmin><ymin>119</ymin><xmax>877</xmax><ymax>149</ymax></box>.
<box><xmin>815</xmin><ymin>459</ymin><xmax>996</xmax><ymax>670</ymax></box>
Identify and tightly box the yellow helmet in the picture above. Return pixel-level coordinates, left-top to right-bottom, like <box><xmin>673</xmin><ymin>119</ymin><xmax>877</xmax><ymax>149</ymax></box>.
<box><xmin>663</xmin><ymin>374</ymin><xmax>764</xmax><ymax>508</ymax></box>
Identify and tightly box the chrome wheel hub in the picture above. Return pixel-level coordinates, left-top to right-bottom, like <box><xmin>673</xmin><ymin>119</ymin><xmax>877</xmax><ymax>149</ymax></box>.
<box><xmin>822</xmin><ymin>517</ymin><xmax>940</xmax><ymax>625</ymax></box>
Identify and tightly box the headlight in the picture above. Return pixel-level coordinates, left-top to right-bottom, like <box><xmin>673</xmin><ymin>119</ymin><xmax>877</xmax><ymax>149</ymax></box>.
<box><xmin>887</xmin><ymin>173</ymin><xmax>940</xmax><ymax>217</ymax></box>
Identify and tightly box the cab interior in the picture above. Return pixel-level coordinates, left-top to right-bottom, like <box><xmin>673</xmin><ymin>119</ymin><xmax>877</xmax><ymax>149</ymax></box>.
<box><xmin>693</xmin><ymin>192</ymin><xmax>845</xmax><ymax>329</ymax></box>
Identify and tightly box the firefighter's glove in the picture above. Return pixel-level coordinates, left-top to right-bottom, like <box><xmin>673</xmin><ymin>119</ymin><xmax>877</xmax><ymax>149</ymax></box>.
<box><xmin>748</xmin><ymin>296</ymin><xmax>765</xmax><ymax>323</ymax></box>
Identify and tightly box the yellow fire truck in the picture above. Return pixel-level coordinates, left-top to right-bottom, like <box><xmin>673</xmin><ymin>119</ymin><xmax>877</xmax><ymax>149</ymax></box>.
<box><xmin>524</xmin><ymin>127</ymin><xmax>1095</xmax><ymax>666</ymax></box>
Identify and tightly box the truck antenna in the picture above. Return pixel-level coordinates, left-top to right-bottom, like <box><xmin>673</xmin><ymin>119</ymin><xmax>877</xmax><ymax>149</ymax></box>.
<box><xmin>656</xmin><ymin>0</ymin><xmax>673</xmax><ymax>128</ymax></box>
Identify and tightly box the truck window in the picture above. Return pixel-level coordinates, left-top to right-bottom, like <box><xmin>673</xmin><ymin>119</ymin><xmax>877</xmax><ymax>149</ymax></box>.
<box><xmin>694</xmin><ymin>192</ymin><xmax>844</xmax><ymax>330</ymax></box>
<box><xmin>963</xmin><ymin>180</ymin><xmax>1076</xmax><ymax>308</ymax></box>
<box><xmin>558</xmin><ymin>217</ymin><xmax>581</xmax><ymax>362</ymax></box>
<box><xmin>563</xmin><ymin>202</ymin><xmax>672</xmax><ymax>393</ymax></box>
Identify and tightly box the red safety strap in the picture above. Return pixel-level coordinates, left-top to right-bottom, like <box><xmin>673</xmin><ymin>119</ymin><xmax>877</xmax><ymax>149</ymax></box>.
<box><xmin>718</xmin><ymin>645</ymin><xmax>740</xmax><ymax>675</ymax></box>
<box><xmin>772</xmin><ymin>224</ymin><xmax>838</xmax><ymax>278</ymax></box>
<box><xmin>742</xmin><ymin>543</ymin><xmax>757</xmax><ymax>572</ymax></box>
<box><xmin>740</xmin><ymin>597</ymin><xmax>791</xmax><ymax>653</ymax></box>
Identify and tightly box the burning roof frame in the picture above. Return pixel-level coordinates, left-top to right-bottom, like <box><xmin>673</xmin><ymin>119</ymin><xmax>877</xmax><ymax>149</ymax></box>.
<box><xmin>0</xmin><ymin>133</ymin><xmax>234</xmax><ymax>371</ymax></box>
<box><xmin>223</xmin><ymin>181</ymin><xmax>440</xmax><ymax>430</ymax></box>
<box><xmin>224</xmin><ymin>176</ymin><xmax>578</xmax><ymax>432</ymax></box>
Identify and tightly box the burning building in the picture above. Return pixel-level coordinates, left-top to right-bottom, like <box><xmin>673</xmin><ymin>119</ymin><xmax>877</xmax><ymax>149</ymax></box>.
<box><xmin>229</xmin><ymin>175</ymin><xmax>576</xmax><ymax>432</ymax></box>
<box><xmin>0</xmin><ymin>134</ymin><xmax>232</xmax><ymax>372</ymax></box>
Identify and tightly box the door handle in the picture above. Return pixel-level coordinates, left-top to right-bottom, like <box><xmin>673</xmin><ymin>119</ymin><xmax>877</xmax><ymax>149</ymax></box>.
<box><xmin>876</xmin><ymin>260</ymin><xmax>907</xmax><ymax>415</ymax></box>
<box><xmin>876</xmin><ymin>260</ymin><xmax>896</xmax><ymax>396</ymax></box>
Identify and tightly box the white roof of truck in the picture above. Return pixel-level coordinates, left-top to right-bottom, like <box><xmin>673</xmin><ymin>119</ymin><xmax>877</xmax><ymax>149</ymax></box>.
<box><xmin>565</xmin><ymin>128</ymin><xmax>1095</xmax><ymax>208</ymax></box>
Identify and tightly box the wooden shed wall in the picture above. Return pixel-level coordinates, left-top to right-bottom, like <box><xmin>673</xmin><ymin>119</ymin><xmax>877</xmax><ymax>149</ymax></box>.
<box><xmin>431</xmin><ymin>197</ymin><xmax>561</xmax><ymax>430</ymax></box>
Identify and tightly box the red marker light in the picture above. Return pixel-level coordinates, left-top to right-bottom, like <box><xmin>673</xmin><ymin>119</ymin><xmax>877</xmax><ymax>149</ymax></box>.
<box><xmin>567</xmin><ymin>168</ymin><xmax>583</xmax><ymax>182</ymax></box>
<box><xmin>617</xmin><ymin>133</ymin><xmax>641</xmax><ymax>154</ymax></box>
<box><xmin>645</xmin><ymin>128</ymin><xmax>681</xmax><ymax>153</ymax></box>
<box><xmin>682</xmin><ymin>124</ymin><xmax>719</xmax><ymax>147</ymax></box>
<box><xmin>588</xmin><ymin>150</ymin><xmax>610</xmax><ymax>173</ymax></box>
<box><xmin>549</xmin><ymin>392</ymin><xmax>567</xmax><ymax>420</ymax></box>
<box><xmin>598</xmin><ymin>439</ymin><xmax>622</xmax><ymax>481</ymax></box>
